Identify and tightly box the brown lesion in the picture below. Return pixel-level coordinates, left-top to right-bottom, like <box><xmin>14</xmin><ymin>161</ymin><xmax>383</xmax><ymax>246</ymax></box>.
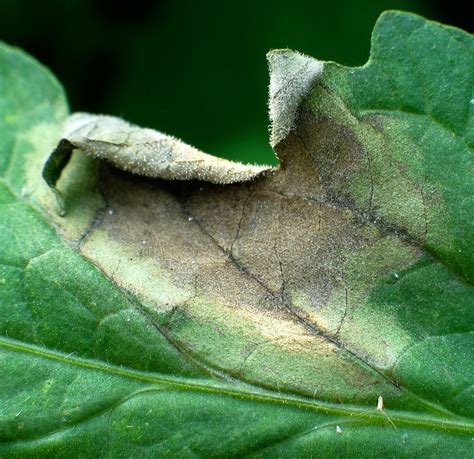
<box><xmin>82</xmin><ymin>114</ymin><xmax>401</xmax><ymax>331</ymax></box>
<box><xmin>292</xmin><ymin>108</ymin><xmax>371</xmax><ymax>211</ymax></box>
<box><xmin>60</xmin><ymin>107</ymin><xmax>430</xmax><ymax>408</ymax></box>
<box><xmin>88</xmin><ymin>152</ymin><xmax>386</xmax><ymax>359</ymax></box>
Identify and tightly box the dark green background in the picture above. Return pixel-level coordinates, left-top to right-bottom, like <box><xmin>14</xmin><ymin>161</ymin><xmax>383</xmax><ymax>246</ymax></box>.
<box><xmin>0</xmin><ymin>0</ymin><xmax>470</xmax><ymax>164</ymax></box>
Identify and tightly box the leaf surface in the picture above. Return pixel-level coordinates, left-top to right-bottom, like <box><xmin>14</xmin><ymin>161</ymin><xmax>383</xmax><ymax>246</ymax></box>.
<box><xmin>1</xmin><ymin>12</ymin><xmax>473</xmax><ymax>457</ymax></box>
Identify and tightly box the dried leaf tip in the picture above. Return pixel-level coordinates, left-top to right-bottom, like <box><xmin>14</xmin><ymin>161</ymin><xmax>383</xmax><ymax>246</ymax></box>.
<box><xmin>62</xmin><ymin>113</ymin><xmax>271</xmax><ymax>184</ymax></box>
<box><xmin>267</xmin><ymin>49</ymin><xmax>323</xmax><ymax>147</ymax></box>
<box><xmin>43</xmin><ymin>113</ymin><xmax>274</xmax><ymax>215</ymax></box>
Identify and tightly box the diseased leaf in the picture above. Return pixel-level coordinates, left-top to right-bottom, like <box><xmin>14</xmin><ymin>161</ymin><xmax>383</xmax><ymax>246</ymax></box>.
<box><xmin>1</xmin><ymin>11</ymin><xmax>474</xmax><ymax>457</ymax></box>
<box><xmin>43</xmin><ymin>113</ymin><xmax>272</xmax><ymax>215</ymax></box>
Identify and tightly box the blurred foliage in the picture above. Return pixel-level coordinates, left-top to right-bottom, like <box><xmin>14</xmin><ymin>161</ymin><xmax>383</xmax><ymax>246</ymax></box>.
<box><xmin>0</xmin><ymin>0</ymin><xmax>469</xmax><ymax>164</ymax></box>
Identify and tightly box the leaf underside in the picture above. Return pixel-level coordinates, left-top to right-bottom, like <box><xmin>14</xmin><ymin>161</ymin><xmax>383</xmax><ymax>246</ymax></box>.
<box><xmin>1</xmin><ymin>11</ymin><xmax>473</xmax><ymax>458</ymax></box>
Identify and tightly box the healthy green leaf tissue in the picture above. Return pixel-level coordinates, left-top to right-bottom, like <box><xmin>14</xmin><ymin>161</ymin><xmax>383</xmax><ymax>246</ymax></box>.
<box><xmin>1</xmin><ymin>11</ymin><xmax>473</xmax><ymax>458</ymax></box>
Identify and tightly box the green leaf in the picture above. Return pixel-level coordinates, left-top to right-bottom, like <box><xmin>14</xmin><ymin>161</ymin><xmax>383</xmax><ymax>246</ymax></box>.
<box><xmin>1</xmin><ymin>11</ymin><xmax>473</xmax><ymax>457</ymax></box>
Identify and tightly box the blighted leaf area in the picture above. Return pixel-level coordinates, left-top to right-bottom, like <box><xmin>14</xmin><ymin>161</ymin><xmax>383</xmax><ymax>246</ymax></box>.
<box><xmin>1</xmin><ymin>10</ymin><xmax>473</xmax><ymax>458</ymax></box>
<box><xmin>43</xmin><ymin>112</ymin><xmax>273</xmax><ymax>215</ymax></box>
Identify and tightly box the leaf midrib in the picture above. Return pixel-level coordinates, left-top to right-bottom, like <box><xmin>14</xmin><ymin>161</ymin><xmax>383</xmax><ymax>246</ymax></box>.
<box><xmin>1</xmin><ymin>335</ymin><xmax>473</xmax><ymax>434</ymax></box>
